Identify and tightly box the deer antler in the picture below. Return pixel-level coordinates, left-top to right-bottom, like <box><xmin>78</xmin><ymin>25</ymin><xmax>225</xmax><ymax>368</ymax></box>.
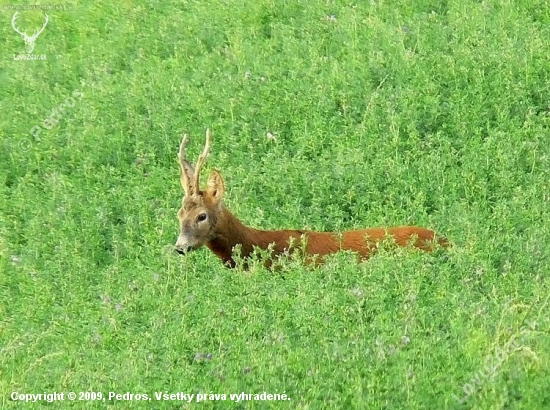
<box><xmin>30</xmin><ymin>14</ymin><xmax>49</xmax><ymax>40</ymax></box>
<box><xmin>178</xmin><ymin>129</ymin><xmax>212</xmax><ymax>196</ymax></box>
<box><xmin>11</xmin><ymin>12</ymin><xmax>48</xmax><ymax>39</ymax></box>
<box><xmin>11</xmin><ymin>11</ymin><xmax>25</xmax><ymax>36</ymax></box>
<box><xmin>178</xmin><ymin>134</ymin><xmax>195</xmax><ymax>196</ymax></box>
<box><xmin>192</xmin><ymin>128</ymin><xmax>212</xmax><ymax>195</ymax></box>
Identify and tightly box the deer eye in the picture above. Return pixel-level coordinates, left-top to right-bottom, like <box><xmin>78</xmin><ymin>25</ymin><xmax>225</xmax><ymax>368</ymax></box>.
<box><xmin>197</xmin><ymin>213</ymin><xmax>207</xmax><ymax>222</ymax></box>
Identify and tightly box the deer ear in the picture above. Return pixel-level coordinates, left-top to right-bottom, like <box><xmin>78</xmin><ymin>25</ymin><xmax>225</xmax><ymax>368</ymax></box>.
<box><xmin>206</xmin><ymin>170</ymin><xmax>225</xmax><ymax>203</ymax></box>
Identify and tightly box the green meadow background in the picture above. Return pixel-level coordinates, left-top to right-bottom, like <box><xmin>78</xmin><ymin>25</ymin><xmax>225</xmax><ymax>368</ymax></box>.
<box><xmin>1</xmin><ymin>0</ymin><xmax>549</xmax><ymax>408</ymax></box>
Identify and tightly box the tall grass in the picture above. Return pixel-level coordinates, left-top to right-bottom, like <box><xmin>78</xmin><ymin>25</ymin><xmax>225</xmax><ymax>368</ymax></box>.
<box><xmin>1</xmin><ymin>0</ymin><xmax>549</xmax><ymax>408</ymax></box>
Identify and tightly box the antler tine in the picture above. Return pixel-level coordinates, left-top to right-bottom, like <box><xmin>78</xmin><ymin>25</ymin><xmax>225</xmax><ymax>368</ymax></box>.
<box><xmin>178</xmin><ymin>133</ymin><xmax>189</xmax><ymax>159</ymax></box>
<box><xmin>11</xmin><ymin>11</ymin><xmax>25</xmax><ymax>36</ymax></box>
<box><xmin>33</xmin><ymin>14</ymin><xmax>49</xmax><ymax>37</ymax></box>
<box><xmin>178</xmin><ymin>133</ymin><xmax>194</xmax><ymax>196</ymax></box>
<box><xmin>192</xmin><ymin>128</ymin><xmax>212</xmax><ymax>194</ymax></box>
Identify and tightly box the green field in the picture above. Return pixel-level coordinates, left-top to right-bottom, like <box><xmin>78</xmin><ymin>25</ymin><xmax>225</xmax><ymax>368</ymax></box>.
<box><xmin>1</xmin><ymin>0</ymin><xmax>549</xmax><ymax>408</ymax></box>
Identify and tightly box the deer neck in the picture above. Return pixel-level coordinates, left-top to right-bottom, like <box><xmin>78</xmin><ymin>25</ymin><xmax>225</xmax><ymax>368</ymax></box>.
<box><xmin>206</xmin><ymin>207</ymin><xmax>260</xmax><ymax>267</ymax></box>
<box><xmin>206</xmin><ymin>206</ymin><xmax>302</xmax><ymax>267</ymax></box>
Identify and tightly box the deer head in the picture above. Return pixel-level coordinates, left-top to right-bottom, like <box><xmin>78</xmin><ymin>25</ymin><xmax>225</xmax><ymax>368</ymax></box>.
<box><xmin>11</xmin><ymin>12</ymin><xmax>49</xmax><ymax>54</ymax></box>
<box><xmin>175</xmin><ymin>129</ymin><xmax>225</xmax><ymax>254</ymax></box>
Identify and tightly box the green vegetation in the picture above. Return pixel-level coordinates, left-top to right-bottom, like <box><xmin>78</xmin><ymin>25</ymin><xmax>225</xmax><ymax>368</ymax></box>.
<box><xmin>1</xmin><ymin>0</ymin><xmax>549</xmax><ymax>408</ymax></box>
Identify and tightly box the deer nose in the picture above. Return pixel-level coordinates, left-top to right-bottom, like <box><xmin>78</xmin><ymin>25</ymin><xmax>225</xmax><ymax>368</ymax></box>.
<box><xmin>175</xmin><ymin>245</ymin><xmax>192</xmax><ymax>255</ymax></box>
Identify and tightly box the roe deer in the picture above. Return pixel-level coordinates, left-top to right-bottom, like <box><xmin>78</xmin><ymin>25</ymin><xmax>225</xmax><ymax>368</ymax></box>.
<box><xmin>174</xmin><ymin>129</ymin><xmax>448</xmax><ymax>268</ymax></box>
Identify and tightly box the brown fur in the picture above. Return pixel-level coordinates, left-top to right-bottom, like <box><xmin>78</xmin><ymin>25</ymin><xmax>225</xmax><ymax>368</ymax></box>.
<box><xmin>175</xmin><ymin>130</ymin><xmax>449</xmax><ymax>268</ymax></box>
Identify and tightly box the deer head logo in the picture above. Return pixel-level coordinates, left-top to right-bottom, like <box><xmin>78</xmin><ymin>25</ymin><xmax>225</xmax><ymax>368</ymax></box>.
<box><xmin>11</xmin><ymin>12</ymin><xmax>49</xmax><ymax>54</ymax></box>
